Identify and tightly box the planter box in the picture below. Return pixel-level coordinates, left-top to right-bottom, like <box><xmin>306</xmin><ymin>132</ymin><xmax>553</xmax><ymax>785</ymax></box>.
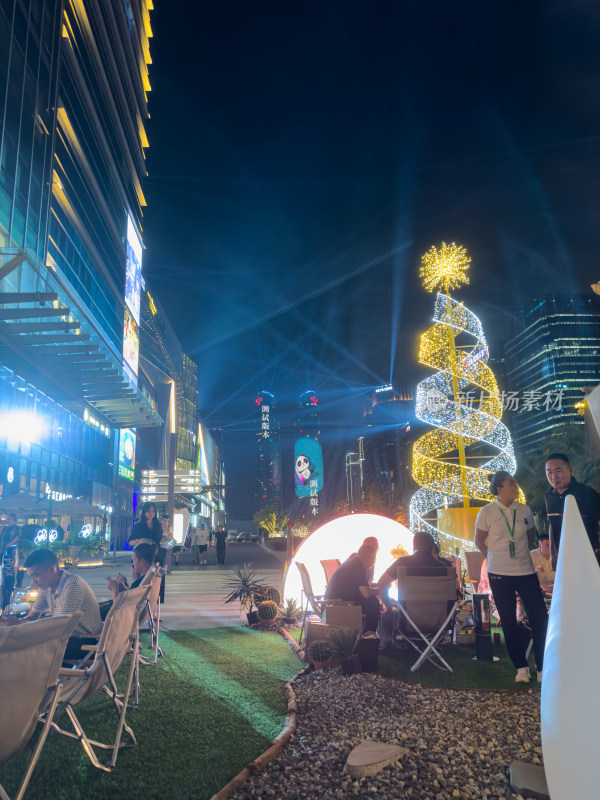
<box><xmin>77</xmin><ymin>549</ymin><xmax>106</xmax><ymax>567</ymax></box>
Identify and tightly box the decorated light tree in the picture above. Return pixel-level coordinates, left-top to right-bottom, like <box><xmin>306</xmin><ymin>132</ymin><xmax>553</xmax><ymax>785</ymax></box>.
<box><xmin>410</xmin><ymin>242</ymin><xmax>523</xmax><ymax>558</ymax></box>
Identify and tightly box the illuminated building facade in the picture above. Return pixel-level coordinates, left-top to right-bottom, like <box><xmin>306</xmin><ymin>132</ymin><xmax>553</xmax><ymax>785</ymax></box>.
<box><xmin>345</xmin><ymin>451</ymin><xmax>361</xmax><ymax>507</ymax></box>
<box><xmin>0</xmin><ymin>1</ymin><xmax>161</xmax><ymax>544</ymax></box>
<box><xmin>294</xmin><ymin>390</ymin><xmax>324</xmax><ymax>518</ymax></box>
<box><xmin>359</xmin><ymin>385</ymin><xmax>413</xmax><ymax>506</ymax></box>
<box><xmin>505</xmin><ymin>296</ymin><xmax>600</xmax><ymax>451</ymax></box>
<box><xmin>255</xmin><ymin>391</ymin><xmax>282</xmax><ymax>511</ymax></box>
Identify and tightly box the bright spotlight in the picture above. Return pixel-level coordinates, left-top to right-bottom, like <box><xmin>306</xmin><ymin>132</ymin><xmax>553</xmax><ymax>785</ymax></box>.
<box><xmin>0</xmin><ymin>410</ymin><xmax>45</xmax><ymax>443</ymax></box>
<box><xmin>283</xmin><ymin>513</ymin><xmax>414</xmax><ymax>605</ymax></box>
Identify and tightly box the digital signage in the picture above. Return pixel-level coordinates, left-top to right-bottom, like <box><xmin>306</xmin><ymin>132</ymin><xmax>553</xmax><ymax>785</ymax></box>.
<box><xmin>125</xmin><ymin>215</ymin><xmax>142</xmax><ymax>325</ymax></box>
<box><xmin>294</xmin><ymin>438</ymin><xmax>324</xmax><ymax>499</ymax></box>
<box><xmin>118</xmin><ymin>428</ymin><xmax>136</xmax><ymax>481</ymax></box>
<box><xmin>123</xmin><ymin>307</ymin><xmax>139</xmax><ymax>382</ymax></box>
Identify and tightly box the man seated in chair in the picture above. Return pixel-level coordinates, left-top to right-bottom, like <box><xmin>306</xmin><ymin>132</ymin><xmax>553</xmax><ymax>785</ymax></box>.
<box><xmin>100</xmin><ymin>543</ymin><xmax>154</xmax><ymax>619</ymax></box>
<box><xmin>324</xmin><ymin>544</ymin><xmax>380</xmax><ymax>632</ymax></box>
<box><xmin>376</xmin><ymin>532</ymin><xmax>451</xmax><ymax>648</ymax></box>
<box><xmin>0</xmin><ymin>548</ymin><xmax>103</xmax><ymax>662</ymax></box>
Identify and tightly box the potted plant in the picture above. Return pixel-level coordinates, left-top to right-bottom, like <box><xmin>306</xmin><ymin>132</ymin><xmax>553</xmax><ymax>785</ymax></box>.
<box><xmin>256</xmin><ymin>600</ymin><xmax>279</xmax><ymax>627</ymax></box>
<box><xmin>223</xmin><ymin>563</ymin><xmax>264</xmax><ymax>625</ymax></box>
<box><xmin>329</xmin><ymin>627</ymin><xmax>362</xmax><ymax>675</ymax></box>
<box><xmin>279</xmin><ymin>597</ymin><xmax>302</xmax><ymax>626</ymax></box>
<box><xmin>254</xmin><ymin>585</ymin><xmax>281</xmax><ymax>606</ymax></box>
<box><xmin>67</xmin><ymin>522</ymin><xmax>83</xmax><ymax>566</ymax></box>
<box><xmin>78</xmin><ymin>534</ymin><xmax>105</xmax><ymax>565</ymax></box>
<box><xmin>307</xmin><ymin>639</ymin><xmax>333</xmax><ymax>670</ymax></box>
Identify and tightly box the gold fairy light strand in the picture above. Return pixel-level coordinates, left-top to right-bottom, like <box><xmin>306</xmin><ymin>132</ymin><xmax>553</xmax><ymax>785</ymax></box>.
<box><xmin>420</xmin><ymin>242</ymin><xmax>471</xmax><ymax>294</ymax></box>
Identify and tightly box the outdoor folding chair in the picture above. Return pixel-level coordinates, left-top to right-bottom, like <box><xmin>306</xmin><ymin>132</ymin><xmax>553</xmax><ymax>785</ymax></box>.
<box><xmin>131</xmin><ymin>565</ymin><xmax>165</xmax><ymax>708</ymax></box>
<box><xmin>0</xmin><ymin>613</ymin><xmax>82</xmax><ymax>800</ymax></box>
<box><xmin>464</xmin><ymin>550</ymin><xmax>485</xmax><ymax>597</ymax></box>
<box><xmin>296</xmin><ymin>562</ymin><xmax>327</xmax><ymax>646</ymax></box>
<box><xmin>320</xmin><ymin>559</ymin><xmax>341</xmax><ymax>586</ymax></box>
<box><xmin>393</xmin><ymin>566</ymin><xmax>459</xmax><ymax>672</ymax></box>
<box><xmin>47</xmin><ymin>584</ymin><xmax>151</xmax><ymax>772</ymax></box>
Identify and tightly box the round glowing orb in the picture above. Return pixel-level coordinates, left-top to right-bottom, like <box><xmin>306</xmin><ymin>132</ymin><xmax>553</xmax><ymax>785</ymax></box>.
<box><xmin>283</xmin><ymin>514</ymin><xmax>414</xmax><ymax>605</ymax></box>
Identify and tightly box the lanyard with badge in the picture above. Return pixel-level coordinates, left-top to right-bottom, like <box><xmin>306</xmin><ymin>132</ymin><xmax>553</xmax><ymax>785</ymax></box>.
<box><xmin>499</xmin><ymin>508</ymin><xmax>517</xmax><ymax>558</ymax></box>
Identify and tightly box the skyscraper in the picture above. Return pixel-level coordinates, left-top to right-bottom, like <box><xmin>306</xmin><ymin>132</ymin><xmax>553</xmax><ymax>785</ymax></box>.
<box><xmin>504</xmin><ymin>296</ymin><xmax>600</xmax><ymax>451</ymax></box>
<box><xmin>0</xmin><ymin>1</ymin><xmax>161</xmax><ymax>543</ymax></box>
<box><xmin>255</xmin><ymin>391</ymin><xmax>281</xmax><ymax>510</ymax></box>
<box><xmin>345</xmin><ymin>451</ymin><xmax>361</xmax><ymax>507</ymax></box>
<box><xmin>360</xmin><ymin>385</ymin><xmax>413</xmax><ymax>506</ymax></box>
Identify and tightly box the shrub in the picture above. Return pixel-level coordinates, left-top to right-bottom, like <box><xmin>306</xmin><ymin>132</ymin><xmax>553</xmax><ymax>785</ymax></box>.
<box><xmin>328</xmin><ymin>627</ymin><xmax>358</xmax><ymax>660</ymax></box>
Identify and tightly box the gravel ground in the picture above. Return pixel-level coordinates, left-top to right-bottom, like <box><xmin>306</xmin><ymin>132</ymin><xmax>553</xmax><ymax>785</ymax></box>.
<box><xmin>230</xmin><ymin>669</ymin><xmax>542</xmax><ymax>800</ymax></box>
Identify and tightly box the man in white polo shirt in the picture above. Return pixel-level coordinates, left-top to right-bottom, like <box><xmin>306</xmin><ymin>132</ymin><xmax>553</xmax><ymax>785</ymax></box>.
<box><xmin>0</xmin><ymin>547</ymin><xmax>103</xmax><ymax>661</ymax></box>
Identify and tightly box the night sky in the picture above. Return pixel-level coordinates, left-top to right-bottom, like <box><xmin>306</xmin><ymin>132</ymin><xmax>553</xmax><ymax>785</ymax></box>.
<box><xmin>141</xmin><ymin>1</ymin><xmax>600</xmax><ymax>514</ymax></box>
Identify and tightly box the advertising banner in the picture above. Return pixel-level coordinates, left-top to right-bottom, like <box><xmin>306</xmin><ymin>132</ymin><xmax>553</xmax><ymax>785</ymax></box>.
<box><xmin>294</xmin><ymin>438</ymin><xmax>324</xmax><ymax>498</ymax></box>
<box><xmin>118</xmin><ymin>428</ymin><xmax>136</xmax><ymax>481</ymax></box>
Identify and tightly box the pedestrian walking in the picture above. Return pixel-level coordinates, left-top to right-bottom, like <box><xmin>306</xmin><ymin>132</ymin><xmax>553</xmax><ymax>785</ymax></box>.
<box><xmin>214</xmin><ymin>524</ymin><xmax>228</xmax><ymax>565</ymax></box>
<box><xmin>196</xmin><ymin>524</ymin><xmax>209</xmax><ymax>564</ymax></box>
<box><xmin>190</xmin><ymin>526</ymin><xmax>201</xmax><ymax>564</ymax></box>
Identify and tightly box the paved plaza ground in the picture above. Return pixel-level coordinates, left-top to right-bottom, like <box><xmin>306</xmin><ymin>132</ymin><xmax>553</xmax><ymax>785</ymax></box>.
<box><xmin>72</xmin><ymin>541</ymin><xmax>286</xmax><ymax>630</ymax></box>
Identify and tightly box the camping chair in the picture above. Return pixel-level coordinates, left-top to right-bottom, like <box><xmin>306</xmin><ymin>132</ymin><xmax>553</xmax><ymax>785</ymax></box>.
<box><xmin>320</xmin><ymin>559</ymin><xmax>341</xmax><ymax>586</ymax></box>
<box><xmin>393</xmin><ymin>566</ymin><xmax>459</xmax><ymax>672</ymax></box>
<box><xmin>131</xmin><ymin>565</ymin><xmax>165</xmax><ymax>708</ymax></box>
<box><xmin>48</xmin><ymin>584</ymin><xmax>151</xmax><ymax>772</ymax></box>
<box><xmin>139</xmin><ymin>564</ymin><xmax>164</xmax><ymax>664</ymax></box>
<box><xmin>296</xmin><ymin>562</ymin><xmax>327</xmax><ymax>646</ymax></box>
<box><xmin>0</xmin><ymin>613</ymin><xmax>82</xmax><ymax>800</ymax></box>
<box><xmin>464</xmin><ymin>550</ymin><xmax>485</xmax><ymax>596</ymax></box>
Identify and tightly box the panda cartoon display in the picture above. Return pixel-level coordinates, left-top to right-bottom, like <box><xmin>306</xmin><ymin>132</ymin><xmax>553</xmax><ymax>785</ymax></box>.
<box><xmin>295</xmin><ymin>454</ymin><xmax>313</xmax><ymax>485</ymax></box>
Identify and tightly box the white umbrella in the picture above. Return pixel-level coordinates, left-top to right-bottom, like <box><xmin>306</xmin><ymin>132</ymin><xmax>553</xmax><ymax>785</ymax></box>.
<box><xmin>0</xmin><ymin>494</ymin><xmax>50</xmax><ymax>517</ymax></box>
<box><xmin>52</xmin><ymin>499</ymin><xmax>106</xmax><ymax>517</ymax></box>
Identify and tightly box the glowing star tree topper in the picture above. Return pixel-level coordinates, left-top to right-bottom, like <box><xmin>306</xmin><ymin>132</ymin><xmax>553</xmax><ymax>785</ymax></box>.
<box><xmin>419</xmin><ymin>242</ymin><xmax>471</xmax><ymax>295</ymax></box>
<box><xmin>410</xmin><ymin>243</ymin><xmax>523</xmax><ymax>559</ymax></box>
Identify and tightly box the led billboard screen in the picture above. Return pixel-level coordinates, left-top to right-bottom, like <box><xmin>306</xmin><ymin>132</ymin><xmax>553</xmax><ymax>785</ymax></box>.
<box><xmin>123</xmin><ymin>307</ymin><xmax>139</xmax><ymax>382</ymax></box>
<box><xmin>125</xmin><ymin>215</ymin><xmax>142</xmax><ymax>325</ymax></box>
<box><xmin>294</xmin><ymin>438</ymin><xmax>324</xmax><ymax>498</ymax></box>
<box><xmin>118</xmin><ymin>428</ymin><xmax>136</xmax><ymax>481</ymax></box>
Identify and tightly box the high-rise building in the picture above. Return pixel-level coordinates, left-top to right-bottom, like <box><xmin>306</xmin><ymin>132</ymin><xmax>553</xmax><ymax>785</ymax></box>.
<box><xmin>345</xmin><ymin>451</ymin><xmax>360</xmax><ymax>507</ymax></box>
<box><xmin>255</xmin><ymin>391</ymin><xmax>281</xmax><ymax>510</ymax></box>
<box><xmin>359</xmin><ymin>385</ymin><xmax>413</xmax><ymax>506</ymax></box>
<box><xmin>0</xmin><ymin>1</ymin><xmax>162</xmax><ymax>545</ymax></box>
<box><xmin>504</xmin><ymin>296</ymin><xmax>600</xmax><ymax>452</ymax></box>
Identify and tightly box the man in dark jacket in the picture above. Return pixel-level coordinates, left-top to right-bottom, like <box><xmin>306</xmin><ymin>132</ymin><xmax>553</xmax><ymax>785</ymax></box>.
<box><xmin>545</xmin><ymin>452</ymin><xmax>600</xmax><ymax>569</ymax></box>
<box><xmin>325</xmin><ymin>544</ymin><xmax>380</xmax><ymax>631</ymax></box>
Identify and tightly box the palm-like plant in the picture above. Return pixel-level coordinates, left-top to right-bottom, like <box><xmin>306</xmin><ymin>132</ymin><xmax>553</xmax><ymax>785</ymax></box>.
<box><xmin>223</xmin><ymin>563</ymin><xmax>264</xmax><ymax>613</ymax></box>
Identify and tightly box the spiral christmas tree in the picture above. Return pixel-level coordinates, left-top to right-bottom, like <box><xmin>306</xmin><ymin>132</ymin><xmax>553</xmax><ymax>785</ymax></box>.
<box><xmin>410</xmin><ymin>243</ymin><xmax>523</xmax><ymax>556</ymax></box>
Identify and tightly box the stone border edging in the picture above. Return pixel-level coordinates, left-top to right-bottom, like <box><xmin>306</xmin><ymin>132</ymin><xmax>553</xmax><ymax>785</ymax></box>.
<box><xmin>208</xmin><ymin>629</ymin><xmax>310</xmax><ymax>800</ymax></box>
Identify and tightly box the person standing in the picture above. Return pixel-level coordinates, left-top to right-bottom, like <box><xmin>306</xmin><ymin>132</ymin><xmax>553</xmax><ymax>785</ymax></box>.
<box><xmin>0</xmin><ymin>513</ymin><xmax>20</xmax><ymax>556</ymax></box>
<box><xmin>196</xmin><ymin>523</ymin><xmax>209</xmax><ymax>564</ymax></box>
<box><xmin>129</xmin><ymin>502</ymin><xmax>164</xmax><ymax>602</ymax></box>
<box><xmin>214</xmin><ymin>524</ymin><xmax>228</xmax><ymax>565</ymax></box>
<box><xmin>544</xmin><ymin>452</ymin><xmax>600</xmax><ymax>570</ymax></box>
<box><xmin>475</xmin><ymin>471</ymin><xmax>547</xmax><ymax>683</ymax></box>
<box><xmin>190</xmin><ymin>526</ymin><xmax>201</xmax><ymax>564</ymax></box>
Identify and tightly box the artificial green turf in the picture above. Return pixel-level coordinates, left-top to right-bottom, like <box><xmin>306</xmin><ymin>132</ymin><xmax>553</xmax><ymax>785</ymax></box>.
<box><xmin>0</xmin><ymin>628</ymin><xmax>301</xmax><ymax>800</ymax></box>
<box><xmin>289</xmin><ymin>626</ymin><xmax>541</xmax><ymax>691</ymax></box>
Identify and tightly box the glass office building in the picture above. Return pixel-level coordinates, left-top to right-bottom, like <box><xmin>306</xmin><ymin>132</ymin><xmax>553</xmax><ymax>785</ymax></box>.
<box><xmin>505</xmin><ymin>296</ymin><xmax>600</xmax><ymax>451</ymax></box>
<box><xmin>0</xmin><ymin>0</ymin><xmax>162</xmax><ymax>538</ymax></box>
